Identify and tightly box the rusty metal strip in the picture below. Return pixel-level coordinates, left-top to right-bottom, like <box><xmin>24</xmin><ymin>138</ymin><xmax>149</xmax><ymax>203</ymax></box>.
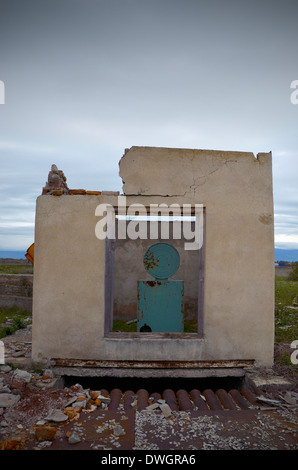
<box><xmin>216</xmin><ymin>388</ymin><xmax>238</xmax><ymax>410</ymax></box>
<box><xmin>108</xmin><ymin>388</ymin><xmax>122</xmax><ymax>410</ymax></box>
<box><xmin>176</xmin><ymin>389</ymin><xmax>194</xmax><ymax>411</ymax></box>
<box><xmin>189</xmin><ymin>389</ymin><xmax>209</xmax><ymax>411</ymax></box>
<box><xmin>229</xmin><ymin>389</ymin><xmax>251</xmax><ymax>410</ymax></box>
<box><xmin>203</xmin><ymin>389</ymin><xmax>223</xmax><ymax>410</ymax></box>
<box><xmin>123</xmin><ymin>390</ymin><xmax>135</xmax><ymax>410</ymax></box>
<box><xmin>163</xmin><ymin>389</ymin><xmax>179</xmax><ymax>411</ymax></box>
<box><xmin>137</xmin><ymin>389</ymin><xmax>149</xmax><ymax>411</ymax></box>
<box><xmin>240</xmin><ymin>388</ymin><xmax>259</xmax><ymax>406</ymax></box>
<box><xmin>150</xmin><ymin>392</ymin><xmax>161</xmax><ymax>403</ymax></box>
<box><xmin>51</xmin><ymin>358</ymin><xmax>254</xmax><ymax>369</ymax></box>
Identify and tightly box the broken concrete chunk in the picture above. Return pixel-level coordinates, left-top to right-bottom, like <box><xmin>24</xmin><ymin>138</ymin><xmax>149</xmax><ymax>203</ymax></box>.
<box><xmin>145</xmin><ymin>403</ymin><xmax>161</xmax><ymax>411</ymax></box>
<box><xmin>0</xmin><ymin>393</ymin><xmax>20</xmax><ymax>408</ymax></box>
<box><xmin>68</xmin><ymin>431</ymin><xmax>81</xmax><ymax>445</ymax></box>
<box><xmin>281</xmin><ymin>392</ymin><xmax>297</xmax><ymax>406</ymax></box>
<box><xmin>45</xmin><ymin>408</ymin><xmax>68</xmax><ymax>423</ymax></box>
<box><xmin>94</xmin><ymin>393</ymin><xmax>111</xmax><ymax>404</ymax></box>
<box><xmin>113</xmin><ymin>424</ymin><xmax>125</xmax><ymax>436</ymax></box>
<box><xmin>159</xmin><ymin>403</ymin><xmax>172</xmax><ymax>417</ymax></box>
<box><xmin>35</xmin><ymin>425</ymin><xmax>57</xmax><ymax>442</ymax></box>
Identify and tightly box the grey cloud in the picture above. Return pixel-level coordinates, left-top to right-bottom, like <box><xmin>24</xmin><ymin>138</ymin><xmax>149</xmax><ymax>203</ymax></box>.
<box><xmin>0</xmin><ymin>0</ymin><xmax>297</xmax><ymax>250</ymax></box>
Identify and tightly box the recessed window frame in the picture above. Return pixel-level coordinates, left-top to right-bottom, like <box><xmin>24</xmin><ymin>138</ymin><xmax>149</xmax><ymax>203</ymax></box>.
<box><xmin>104</xmin><ymin>205</ymin><xmax>205</xmax><ymax>338</ymax></box>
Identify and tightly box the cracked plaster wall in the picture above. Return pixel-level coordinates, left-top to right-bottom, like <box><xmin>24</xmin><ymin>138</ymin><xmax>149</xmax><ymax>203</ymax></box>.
<box><xmin>32</xmin><ymin>146</ymin><xmax>274</xmax><ymax>367</ymax></box>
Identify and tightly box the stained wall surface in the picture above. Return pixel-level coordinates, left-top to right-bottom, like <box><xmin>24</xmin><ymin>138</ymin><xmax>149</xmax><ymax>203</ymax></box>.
<box><xmin>32</xmin><ymin>147</ymin><xmax>274</xmax><ymax>366</ymax></box>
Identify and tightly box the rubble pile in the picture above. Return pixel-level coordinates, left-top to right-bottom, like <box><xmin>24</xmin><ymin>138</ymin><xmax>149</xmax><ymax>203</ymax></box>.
<box><xmin>42</xmin><ymin>164</ymin><xmax>69</xmax><ymax>195</ymax></box>
<box><xmin>0</xmin><ymin>366</ymin><xmax>117</xmax><ymax>449</ymax></box>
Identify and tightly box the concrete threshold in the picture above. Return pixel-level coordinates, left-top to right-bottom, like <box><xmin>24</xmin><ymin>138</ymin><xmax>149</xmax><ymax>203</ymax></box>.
<box><xmin>52</xmin><ymin>366</ymin><xmax>246</xmax><ymax>379</ymax></box>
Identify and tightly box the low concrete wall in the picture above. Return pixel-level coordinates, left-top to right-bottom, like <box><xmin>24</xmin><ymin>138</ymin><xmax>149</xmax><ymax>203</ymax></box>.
<box><xmin>0</xmin><ymin>274</ymin><xmax>33</xmax><ymax>311</ymax></box>
<box><xmin>275</xmin><ymin>266</ymin><xmax>292</xmax><ymax>278</ymax></box>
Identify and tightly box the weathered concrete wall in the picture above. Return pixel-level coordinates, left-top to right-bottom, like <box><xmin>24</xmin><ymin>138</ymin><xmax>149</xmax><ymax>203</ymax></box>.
<box><xmin>0</xmin><ymin>274</ymin><xmax>33</xmax><ymax>311</ymax></box>
<box><xmin>32</xmin><ymin>147</ymin><xmax>274</xmax><ymax>367</ymax></box>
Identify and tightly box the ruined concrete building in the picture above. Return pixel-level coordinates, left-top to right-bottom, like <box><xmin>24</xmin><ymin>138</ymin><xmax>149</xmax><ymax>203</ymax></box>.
<box><xmin>32</xmin><ymin>146</ymin><xmax>274</xmax><ymax>379</ymax></box>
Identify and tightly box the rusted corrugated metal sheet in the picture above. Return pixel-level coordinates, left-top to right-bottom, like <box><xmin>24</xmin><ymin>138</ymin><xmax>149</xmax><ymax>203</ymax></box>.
<box><xmin>102</xmin><ymin>386</ymin><xmax>258</xmax><ymax>412</ymax></box>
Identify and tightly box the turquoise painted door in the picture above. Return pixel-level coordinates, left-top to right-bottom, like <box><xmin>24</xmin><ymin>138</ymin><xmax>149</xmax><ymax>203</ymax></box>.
<box><xmin>137</xmin><ymin>242</ymin><xmax>184</xmax><ymax>333</ymax></box>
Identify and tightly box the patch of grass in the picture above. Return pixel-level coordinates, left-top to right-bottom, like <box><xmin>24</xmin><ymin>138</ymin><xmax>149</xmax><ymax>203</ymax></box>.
<box><xmin>184</xmin><ymin>319</ymin><xmax>198</xmax><ymax>333</ymax></box>
<box><xmin>0</xmin><ymin>264</ymin><xmax>33</xmax><ymax>274</ymax></box>
<box><xmin>276</xmin><ymin>350</ymin><xmax>293</xmax><ymax>368</ymax></box>
<box><xmin>0</xmin><ymin>305</ymin><xmax>32</xmax><ymax>339</ymax></box>
<box><xmin>275</xmin><ymin>277</ymin><xmax>298</xmax><ymax>353</ymax></box>
<box><xmin>112</xmin><ymin>320</ymin><xmax>137</xmax><ymax>332</ymax></box>
<box><xmin>112</xmin><ymin>319</ymin><xmax>198</xmax><ymax>333</ymax></box>
<box><xmin>275</xmin><ymin>278</ymin><xmax>298</xmax><ymax>307</ymax></box>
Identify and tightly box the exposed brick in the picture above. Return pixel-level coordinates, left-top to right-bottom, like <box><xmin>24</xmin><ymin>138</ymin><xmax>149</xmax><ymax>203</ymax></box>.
<box><xmin>69</xmin><ymin>189</ymin><xmax>86</xmax><ymax>195</ymax></box>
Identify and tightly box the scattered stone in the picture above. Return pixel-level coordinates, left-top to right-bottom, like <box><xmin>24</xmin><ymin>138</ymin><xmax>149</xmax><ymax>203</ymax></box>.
<box><xmin>36</xmin><ymin>440</ymin><xmax>53</xmax><ymax>449</ymax></box>
<box><xmin>0</xmin><ymin>384</ymin><xmax>11</xmax><ymax>393</ymax></box>
<box><xmin>113</xmin><ymin>424</ymin><xmax>125</xmax><ymax>436</ymax></box>
<box><xmin>145</xmin><ymin>403</ymin><xmax>160</xmax><ymax>411</ymax></box>
<box><xmin>43</xmin><ymin>369</ymin><xmax>54</xmax><ymax>378</ymax></box>
<box><xmin>63</xmin><ymin>396</ymin><xmax>78</xmax><ymax>408</ymax></box>
<box><xmin>159</xmin><ymin>403</ymin><xmax>172</xmax><ymax>418</ymax></box>
<box><xmin>12</xmin><ymin>369</ymin><xmax>32</xmax><ymax>383</ymax></box>
<box><xmin>72</xmin><ymin>401</ymin><xmax>86</xmax><ymax>410</ymax></box>
<box><xmin>95</xmin><ymin>393</ymin><xmax>111</xmax><ymax>404</ymax></box>
<box><xmin>76</xmin><ymin>395</ymin><xmax>87</xmax><ymax>402</ymax></box>
<box><xmin>35</xmin><ymin>425</ymin><xmax>57</xmax><ymax>442</ymax></box>
<box><xmin>68</xmin><ymin>431</ymin><xmax>81</xmax><ymax>445</ymax></box>
<box><xmin>12</xmin><ymin>350</ymin><xmax>25</xmax><ymax>357</ymax></box>
<box><xmin>45</xmin><ymin>408</ymin><xmax>68</xmax><ymax>423</ymax></box>
<box><xmin>36</xmin><ymin>419</ymin><xmax>47</xmax><ymax>426</ymax></box>
<box><xmin>280</xmin><ymin>391</ymin><xmax>297</xmax><ymax>406</ymax></box>
<box><xmin>0</xmin><ymin>439</ymin><xmax>21</xmax><ymax>450</ymax></box>
<box><xmin>10</xmin><ymin>377</ymin><xmax>27</xmax><ymax>393</ymax></box>
<box><xmin>0</xmin><ymin>393</ymin><xmax>20</xmax><ymax>408</ymax></box>
<box><xmin>145</xmin><ymin>400</ymin><xmax>172</xmax><ymax>417</ymax></box>
<box><xmin>63</xmin><ymin>407</ymin><xmax>78</xmax><ymax>420</ymax></box>
<box><xmin>34</xmin><ymin>377</ymin><xmax>60</xmax><ymax>389</ymax></box>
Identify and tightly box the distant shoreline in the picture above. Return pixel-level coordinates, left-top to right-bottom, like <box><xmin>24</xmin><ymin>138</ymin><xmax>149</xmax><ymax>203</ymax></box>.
<box><xmin>0</xmin><ymin>248</ymin><xmax>297</xmax><ymax>262</ymax></box>
<box><xmin>0</xmin><ymin>258</ymin><xmax>30</xmax><ymax>265</ymax></box>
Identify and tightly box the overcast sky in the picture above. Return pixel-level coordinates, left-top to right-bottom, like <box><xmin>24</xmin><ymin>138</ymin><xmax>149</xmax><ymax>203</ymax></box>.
<box><xmin>0</xmin><ymin>0</ymin><xmax>297</xmax><ymax>252</ymax></box>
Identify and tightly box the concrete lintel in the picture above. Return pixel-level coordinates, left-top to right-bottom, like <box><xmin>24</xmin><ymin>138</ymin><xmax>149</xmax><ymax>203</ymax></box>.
<box><xmin>52</xmin><ymin>366</ymin><xmax>246</xmax><ymax>379</ymax></box>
